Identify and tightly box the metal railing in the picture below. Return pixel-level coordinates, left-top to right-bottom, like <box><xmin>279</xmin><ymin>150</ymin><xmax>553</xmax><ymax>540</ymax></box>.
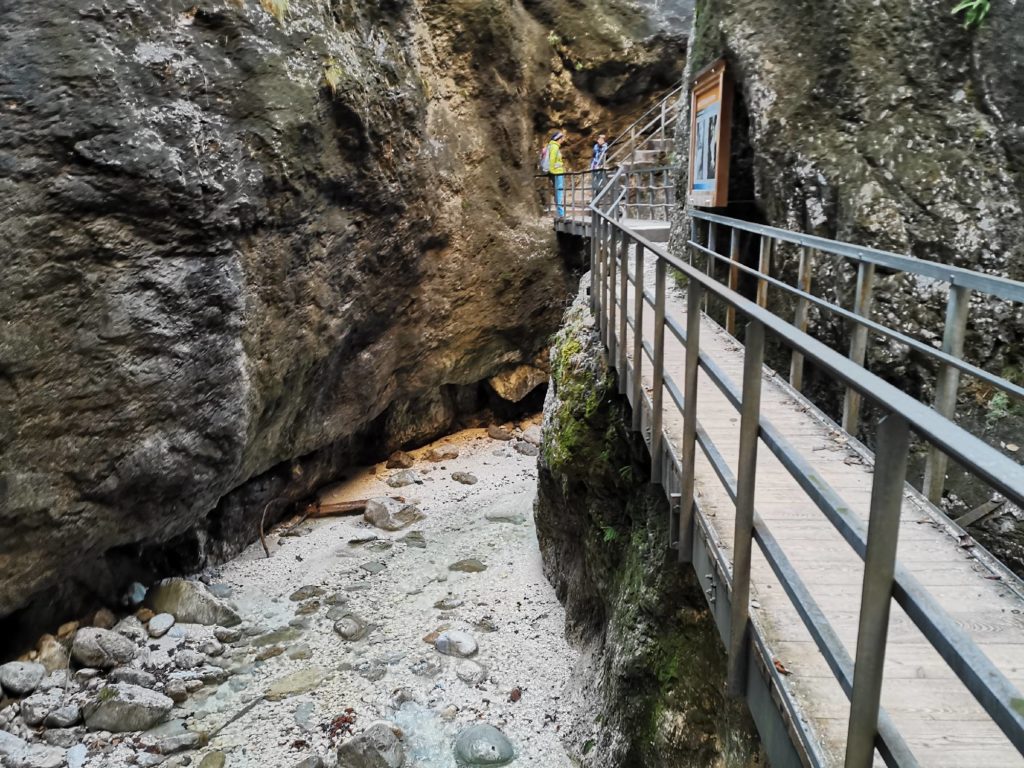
<box><xmin>605</xmin><ymin>83</ymin><xmax>684</xmax><ymax>168</ymax></box>
<box><xmin>688</xmin><ymin>210</ymin><xmax>1024</xmax><ymax>504</ymax></box>
<box><xmin>536</xmin><ymin>169</ymin><xmax>616</xmax><ymax>220</ymax></box>
<box><xmin>585</xmin><ymin>166</ymin><xmax>1024</xmax><ymax>766</ymax></box>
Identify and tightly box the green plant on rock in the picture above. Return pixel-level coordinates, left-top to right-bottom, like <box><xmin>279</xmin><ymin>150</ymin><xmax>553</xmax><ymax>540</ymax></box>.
<box><xmin>600</xmin><ymin>524</ymin><xmax>619</xmax><ymax>543</ymax></box>
<box><xmin>952</xmin><ymin>0</ymin><xmax>990</xmax><ymax>28</ymax></box>
<box><xmin>324</xmin><ymin>59</ymin><xmax>343</xmax><ymax>97</ymax></box>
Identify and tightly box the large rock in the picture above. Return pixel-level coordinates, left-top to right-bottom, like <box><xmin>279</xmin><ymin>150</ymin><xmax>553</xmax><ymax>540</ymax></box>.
<box><xmin>83</xmin><ymin>683</ymin><xmax>173</xmax><ymax>732</ymax></box>
<box><xmin>71</xmin><ymin>628</ymin><xmax>137</xmax><ymax>669</ymax></box>
<box><xmin>453</xmin><ymin>724</ymin><xmax>515</xmax><ymax>766</ymax></box>
<box><xmin>487</xmin><ymin>364</ymin><xmax>548</xmax><ymax>403</ymax></box>
<box><xmin>0</xmin><ymin>661</ymin><xmax>46</xmax><ymax>696</ymax></box>
<box><xmin>336</xmin><ymin>722</ymin><xmax>405</xmax><ymax>768</ymax></box>
<box><xmin>147</xmin><ymin>578</ymin><xmax>241</xmax><ymax>627</ymax></box>
<box><xmin>0</xmin><ymin>0</ymin><xmax>684</xmax><ymax>633</ymax></box>
<box><xmin>534</xmin><ymin>289</ymin><xmax>760</xmax><ymax>767</ymax></box>
<box><xmin>364</xmin><ymin>499</ymin><xmax>423</xmax><ymax>532</ymax></box>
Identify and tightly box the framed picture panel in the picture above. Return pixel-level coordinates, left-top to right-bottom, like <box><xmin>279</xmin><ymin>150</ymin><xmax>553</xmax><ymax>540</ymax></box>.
<box><xmin>688</xmin><ymin>59</ymin><xmax>733</xmax><ymax>208</ymax></box>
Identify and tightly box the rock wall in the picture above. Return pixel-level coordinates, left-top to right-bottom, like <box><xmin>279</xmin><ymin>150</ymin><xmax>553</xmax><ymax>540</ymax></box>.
<box><xmin>674</xmin><ymin>0</ymin><xmax>1024</xmax><ymax>394</ymax></box>
<box><xmin>669</xmin><ymin>0</ymin><xmax>1024</xmax><ymax>556</ymax></box>
<box><xmin>0</xmin><ymin>0</ymin><xmax>686</xmax><ymax>635</ymax></box>
<box><xmin>535</xmin><ymin>284</ymin><xmax>761</xmax><ymax>767</ymax></box>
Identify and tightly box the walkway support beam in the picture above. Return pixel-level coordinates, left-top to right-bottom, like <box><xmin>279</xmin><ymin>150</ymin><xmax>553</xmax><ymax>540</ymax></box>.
<box><xmin>679</xmin><ymin>280</ymin><xmax>703</xmax><ymax>565</ymax></box>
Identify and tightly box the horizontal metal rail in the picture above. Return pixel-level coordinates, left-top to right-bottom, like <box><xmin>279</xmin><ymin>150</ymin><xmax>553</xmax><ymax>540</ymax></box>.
<box><xmin>582</xmin><ymin>164</ymin><xmax>1024</xmax><ymax>765</ymax></box>
<box><xmin>692</xmin><ymin>209</ymin><xmax>1024</xmax><ymax>304</ymax></box>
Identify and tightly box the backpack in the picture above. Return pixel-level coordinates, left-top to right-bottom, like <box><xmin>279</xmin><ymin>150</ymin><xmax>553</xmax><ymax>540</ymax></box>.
<box><xmin>539</xmin><ymin>144</ymin><xmax>551</xmax><ymax>174</ymax></box>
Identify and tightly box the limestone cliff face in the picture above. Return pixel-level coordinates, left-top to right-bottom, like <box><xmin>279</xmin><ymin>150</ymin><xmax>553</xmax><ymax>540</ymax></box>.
<box><xmin>535</xmin><ymin>285</ymin><xmax>760</xmax><ymax>767</ymax></box>
<box><xmin>0</xmin><ymin>0</ymin><xmax>685</xmax><ymax>630</ymax></box>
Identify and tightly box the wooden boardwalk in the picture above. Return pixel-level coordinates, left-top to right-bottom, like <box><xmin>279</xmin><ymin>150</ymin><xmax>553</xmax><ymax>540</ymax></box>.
<box><xmin>606</xmin><ymin>243</ymin><xmax>1024</xmax><ymax>767</ymax></box>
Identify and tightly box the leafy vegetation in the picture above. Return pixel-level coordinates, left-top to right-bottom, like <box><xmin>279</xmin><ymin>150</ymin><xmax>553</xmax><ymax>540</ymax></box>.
<box><xmin>952</xmin><ymin>0</ymin><xmax>990</xmax><ymax>29</ymax></box>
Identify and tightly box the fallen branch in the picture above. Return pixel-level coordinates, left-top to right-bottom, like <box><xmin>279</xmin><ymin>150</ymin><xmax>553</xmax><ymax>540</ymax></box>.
<box><xmin>259</xmin><ymin>497</ymin><xmax>292</xmax><ymax>558</ymax></box>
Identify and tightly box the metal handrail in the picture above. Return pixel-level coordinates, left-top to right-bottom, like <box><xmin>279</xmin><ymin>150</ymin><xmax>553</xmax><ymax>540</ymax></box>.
<box><xmin>584</xmin><ymin>181</ymin><xmax>1024</xmax><ymax>765</ymax></box>
<box><xmin>606</xmin><ymin>83</ymin><xmax>684</xmax><ymax>166</ymax></box>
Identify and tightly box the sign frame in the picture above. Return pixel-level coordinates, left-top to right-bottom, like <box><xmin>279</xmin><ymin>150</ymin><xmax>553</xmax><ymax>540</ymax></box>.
<box><xmin>688</xmin><ymin>59</ymin><xmax>733</xmax><ymax>209</ymax></box>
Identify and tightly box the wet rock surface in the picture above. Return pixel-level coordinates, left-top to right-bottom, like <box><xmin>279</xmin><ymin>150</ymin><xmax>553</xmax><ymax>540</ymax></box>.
<box><xmin>453</xmin><ymin>724</ymin><xmax>515</xmax><ymax>766</ymax></box>
<box><xmin>535</xmin><ymin>288</ymin><xmax>760</xmax><ymax>767</ymax></box>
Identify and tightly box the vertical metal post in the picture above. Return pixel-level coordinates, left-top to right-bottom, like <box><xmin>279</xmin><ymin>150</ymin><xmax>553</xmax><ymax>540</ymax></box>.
<box><xmin>600</xmin><ymin>219</ymin><xmax>610</xmax><ymax>350</ymax></box>
<box><xmin>679</xmin><ymin>281</ymin><xmax>703</xmax><ymax>565</ymax></box>
<box><xmin>705</xmin><ymin>223</ymin><xmax>717</xmax><ymax>313</ymax></box>
<box><xmin>922</xmin><ymin>285</ymin><xmax>972</xmax><ymax>503</ymax></box>
<box><xmin>608</xmin><ymin>226</ymin><xmax>619</xmax><ymax>360</ymax></box>
<box><xmin>726</xmin><ymin>228</ymin><xmax>740</xmax><ymax>335</ymax></box>
<box><xmin>618</xmin><ymin>234</ymin><xmax>629</xmax><ymax>394</ymax></box>
<box><xmin>651</xmin><ymin>258</ymin><xmax>667</xmax><ymax>484</ymax></box>
<box><xmin>789</xmin><ymin>246</ymin><xmax>814</xmax><ymax>391</ymax></box>
<box><xmin>630</xmin><ymin>125</ymin><xmax>637</xmax><ymax>166</ymax></box>
<box><xmin>589</xmin><ymin>210</ymin><xmax>598</xmax><ymax>312</ymax></box>
<box><xmin>756</xmin><ymin>235</ymin><xmax>772</xmax><ymax>308</ymax></box>
<box><xmin>632</xmin><ymin>244</ymin><xmax>646</xmax><ymax>431</ymax></box>
<box><xmin>845</xmin><ymin>414</ymin><xmax>911</xmax><ymax>768</ymax></box>
<box><xmin>842</xmin><ymin>261</ymin><xmax>877</xmax><ymax>435</ymax></box>
<box><xmin>728</xmin><ymin>320</ymin><xmax>765</xmax><ymax>695</ymax></box>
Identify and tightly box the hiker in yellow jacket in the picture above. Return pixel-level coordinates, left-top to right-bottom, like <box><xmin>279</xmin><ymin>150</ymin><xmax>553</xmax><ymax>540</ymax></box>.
<box><xmin>547</xmin><ymin>131</ymin><xmax>566</xmax><ymax>216</ymax></box>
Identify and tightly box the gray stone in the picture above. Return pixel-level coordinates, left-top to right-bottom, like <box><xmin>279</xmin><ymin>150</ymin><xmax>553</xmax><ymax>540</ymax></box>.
<box><xmin>483</xmin><ymin>498</ymin><xmax>527</xmax><ymax>525</ymax></box>
<box><xmin>173</xmin><ymin>649</ymin><xmax>206</xmax><ymax>670</ymax></box>
<box><xmin>486</xmin><ymin>425</ymin><xmax>513</xmax><ymax>441</ymax></box>
<box><xmin>66</xmin><ymin>743</ymin><xmax>88</xmax><ymax>768</ymax></box>
<box><xmin>148</xmin><ymin>613</ymin><xmax>176</xmax><ymax>638</ymax></box>
<box><xmin>110</xmin><ymin>667</ymin><xmax>157</xmax><ymax>688</ymax></box>
<box><xmin>289</xmin><ymin>585</ymin><xmax>326</xmax><ymax>602</ymax></box>
<box><xmin>360</xmin><ymin>561</ymin><xmax>386</xmax><ymax>574</ymax></box>
<box><xmin>91</xmin><ymin>608</ymin><xmax>117</xmax><ymax>630</ymax></box>
<box><xmin>364</xmin><ymin>498</ymin><xmax>424</xmax><ymax>532</ymax></box>
<box><xmin>424</xmin><ymin>447</ymin><xmax>459</xmax><ymax>462</ymax></box>
<box><xmin>206</xmin><ymin>584</ymin><xmax>233</xmax><ymax>599</ymax></box>
<box><xmin>44</xmin><ymin>704</ymin><xmax>82</xmax><ymax>728</ymax></box>
<box><xmin>157</xmin><ymin>732</ymin><xmax>202</xmax><ymax>754</ymax></box>
<box><xmin>336</xmin><ymin>721</ymin><xmax>405</xmax><ymax>768</ymax></box>
<box><xmin>83</xmin><ymin>683</ymin><xmax>174</xmax><ymax>732</ymax></box>
<box><xmin>453</xmin><ymin>723</ymin><xmax>515</xmax><ymax>765</ymax></box>
<box><xmin>449</xmin><ymin>558</ymin><xmax>487</xmax><ymax>573</ymax></box>
<box><xmin>4</xmin><ymin>744</ymin><xmax>67</xmax><ymax>768</ymax></box>
<box><xmin>399</xmin><ymin>531</ymin><xmax>426</xmax><ymax>549</ymax></box>
<box><xmin>434</xmin><ymin>630</ymin><xmax>478</xmax><ymax>658</ymax></box>
<box><xmin>0</xmin><ymin>662</ymin><xmax>46</xmax><ymax>696</ymax></box>
<box><xmin>334</xmin><ymin>614</ymin><xmax>369</xmax><ymax>641</ymax></box>
<box><xmin>20</xmin><ymin>689</ymin><xmax>64</xmax><ymax>726</ymax></box>
<box><xmin>45</xmin><ymin>729</ymin><xmax>86</xmax><ymax>749</ymax></box>
<box><xmin>164</xmin><ymin>679</ymin><xmax>189</xmax><ymax>703</ymax></box>
<box><xmin>114</xmin><ymin>616</ymin><xmax>149</xmax><ymax>643</ymax></box>
<box><xmin>148</xmin><ymin>579</ymin><xmax>241</xmax><ymax>627</ymax></box>
<box><xmin>386</xmin><ymin>469</ymin><xmax>421</xmax><ymax>488</ymax></box>
<box><xmin>38</xmin><ymin>670</ymin><xmax>74</xmax><ymax>692</ymax></box>
<box><xmin>456</xmin><ymin>659</ymin><xmax>487</xmax><ymax>685</ymax></box>
<box><xmin>293</xmin><ymin>757</ymin><xmax>324</xmax><ymax>768</ymax></box>
<box><xmin>0</xmin><ymin>729</ymin><xmax>28</xmax><ymax>756</ymax></box>
<box><xmin>451</xmin><ymin>472</ymin><xmax>478</xmax><ymax>485</ymax></box>
<box><xmin>71</xmin><ymin>628</ymin><xmax>137</xmax><ymax>669</ymax></box>
<box><xmin>213</xmin><ymin>626</ymin><xmax>242</xmax><ymax>644</ymax></box>
<box><xmin>201</xmin><ymin>638</ymin><xmax>224</xmax><ymax>657</ymax></box>
<box><xmin>198</xmin><ymin>753</ymin><xmax>226</xmax><ymax>768</ymax></box>
<box><xmin>265</xmin><ymin>666</ymin><xmax>327</xmax><ymax>700</ymax></box>
<box><xmin>385</xmin><ymin>451</ymin><xmax>415</xmax><ymax>469</ymax></box>
<box><xmin>512</xmin><ymin>440</ymin><xmax>539</xmax><ymax>457</ymax></box>
<box><xmin>433</xmin><ymin>596</ymin><xmax>464</xmax><ymax>610</ymax></box>
<box><xmin>521</xmin><ymin>425</ymin><xmax>543</xmax><ymax>446</ymax></box>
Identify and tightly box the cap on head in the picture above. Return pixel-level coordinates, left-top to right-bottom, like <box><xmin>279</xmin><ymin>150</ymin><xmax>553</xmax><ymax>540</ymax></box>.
<box><xmin>552</xmin><ymin>131</ymin><xmax>564</xmax><ymax>141</ymax></box>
